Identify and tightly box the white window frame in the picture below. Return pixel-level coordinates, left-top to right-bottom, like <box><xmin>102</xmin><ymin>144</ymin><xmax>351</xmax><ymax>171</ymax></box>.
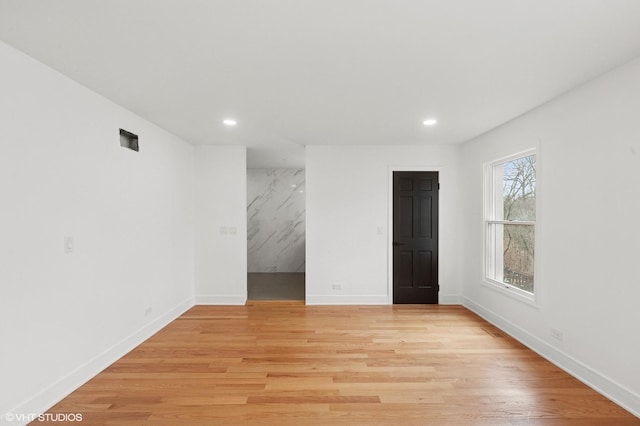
<box><xmin>483</xmin><ymin>148</ymin><xmax>538</xmax><ymax>304</ymax></box>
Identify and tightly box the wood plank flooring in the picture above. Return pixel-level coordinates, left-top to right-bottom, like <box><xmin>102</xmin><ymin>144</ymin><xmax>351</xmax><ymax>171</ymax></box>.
<box><xmin>37</xmin><ymin>304</ymin><xmax>639</xmax><ymax>425</ymax></box>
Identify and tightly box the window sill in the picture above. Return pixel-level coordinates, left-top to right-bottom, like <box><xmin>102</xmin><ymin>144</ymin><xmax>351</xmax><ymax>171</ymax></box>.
<box><xmin>481</xmin><ymin>278</ymin><xmax>540</xmax><ymax>309</ymax></box>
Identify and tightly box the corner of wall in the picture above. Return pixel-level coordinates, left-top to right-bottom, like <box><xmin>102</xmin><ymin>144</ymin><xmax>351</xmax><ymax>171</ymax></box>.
<box><xmin>462</xmin><ymin>299</ymin><xmax>640</xmax><ymax>417</ymax></box>
<box><xmin>193</xmin><ymin>146</ymin><xmax>248</xmax><ymax>304</ymax></box>
<box><xmin>4</xmin><ymin>297</ymin><xmax>194</xmax><ymax>424</ymax></box>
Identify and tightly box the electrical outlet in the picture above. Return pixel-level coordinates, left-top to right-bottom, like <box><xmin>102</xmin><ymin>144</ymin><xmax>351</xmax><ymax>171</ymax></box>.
<box><xmin>550</xmin><ymin>328</ymin><xmax>563</xmax><ymax>342</ymax></box>
<box><xmin>332</xmin><ymin>283</ymin><xmax>342</xmax><ymax>290</ymax></box>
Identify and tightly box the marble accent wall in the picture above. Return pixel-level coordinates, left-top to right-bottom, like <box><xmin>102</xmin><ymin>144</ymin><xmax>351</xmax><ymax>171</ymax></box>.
<box><xmin>247</xmin><ymin>169</ymin><xmax>305</xmax><ymax>272</ymax></box>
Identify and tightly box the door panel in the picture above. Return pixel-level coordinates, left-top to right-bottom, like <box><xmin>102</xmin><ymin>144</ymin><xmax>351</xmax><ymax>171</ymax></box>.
<box><xmin>393</xmin><ymin>171</ymin><xmax>439</xmax><ymax>304</ymax></box>
<box><xmin>398</xmin><ymin>177</ymin><xmax>413</xmax><ymax>191</ymax></box>
<box><xmin>398</xmin><ymin>196</ymin><xmax>413</xmax><ymax>238</ymax></box>
<box><xmin>415</xmin><ymin>250</ymin><xmax>432</xmax><ymax>288</ymax></box>
<box><xmin>415</xmin><ymin>178</ymin><xmax>432</xmax><ymax>191</ymax></box>
<box><xmin>398</xmin><ymin>251</ymin><xmax>413</xmax><ymax>288</ymax></box>
<box><xmin>417</xmin><ymin>195</ymin><xmax>432</xmax><ymax>239</ymax></box>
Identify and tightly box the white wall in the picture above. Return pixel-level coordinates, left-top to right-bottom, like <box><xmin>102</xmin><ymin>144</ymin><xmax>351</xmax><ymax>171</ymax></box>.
<box><xmin>194</xmin><ymin>146</ymin><xmax>247</xmax><ymax>304</ymax></box>
<box><xmin>460</xmin><ymin>55</ymin><xmax>640</xmax><ymax>415</ymax></box>
<box><xmin>3</xmin><ymin>28</ymin><xmax>638</xmax><ymax>421</ymax></box>
<box><xmin>306</xmin><ymin>145</ymin><xmax>462</xmax><ymax>304</ymax></box>
<box><xmin>0</xmin><ymin>41</ymin><xmax>195</xmax><ymax>420</ymax></box>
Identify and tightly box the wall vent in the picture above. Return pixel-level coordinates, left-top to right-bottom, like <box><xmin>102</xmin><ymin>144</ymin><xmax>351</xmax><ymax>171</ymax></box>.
<box><xmin>119</xmin><ymin>129</ymin><xmax>139</xmax><ymax>152</ymax></box>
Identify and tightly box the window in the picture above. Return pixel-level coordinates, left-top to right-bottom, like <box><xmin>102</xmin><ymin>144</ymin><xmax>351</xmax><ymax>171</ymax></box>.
<box><xmin>485</xmin><ymin>150</ymin><xmax>536</xmax><ymax>296</ymax></box>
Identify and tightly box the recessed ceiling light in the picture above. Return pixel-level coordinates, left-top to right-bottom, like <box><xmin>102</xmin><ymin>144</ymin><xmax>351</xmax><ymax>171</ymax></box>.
<box><xmin>223</xmin><ymin>119</ymin><xmax>237</xmax><ymax>126</ymax></box>
<box><xmin>423</xmin><ymin>118</ymin><xmax>438</xmax><ymax>126</ymax></box>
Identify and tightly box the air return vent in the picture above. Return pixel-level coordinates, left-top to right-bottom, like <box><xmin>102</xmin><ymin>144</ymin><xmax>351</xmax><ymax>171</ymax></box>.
<box><xmin>119</xmin><ymin>129</ymin><xmax>139</xmax><ymax>152</ymax></box>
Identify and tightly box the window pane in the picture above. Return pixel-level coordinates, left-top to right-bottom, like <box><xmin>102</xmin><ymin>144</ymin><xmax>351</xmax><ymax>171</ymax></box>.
<box><xmin>486</xmin><ymin>223</ymin><xmax>504</xmax><ymax>282</ymax></box>
<box><xmin>503</xmin><ymin>224</ymin><xmax>534</xmax><ymax>293</ymax></box>
<box><xmin>485</xmin><ymin>151</ymin><xmax>537</xmax><ymax>295</ymax></box>
<box><xmin>502</xmin><ymin>155</ymin><xmax>536</xmax><ymax>221</ymax></box>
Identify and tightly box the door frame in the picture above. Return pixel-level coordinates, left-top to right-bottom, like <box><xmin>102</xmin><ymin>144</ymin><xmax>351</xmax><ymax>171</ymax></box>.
<box><xmin>387</xmin><ymin>166</ymin><xmax>442</xmax><ymax>305</ymax></box>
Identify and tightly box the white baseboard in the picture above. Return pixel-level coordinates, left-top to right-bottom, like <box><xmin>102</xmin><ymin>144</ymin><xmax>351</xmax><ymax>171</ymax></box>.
<box><xmin>305</xmin><ymin>294</ymin><xmax>462</xmax><ymax>305</ymax></box>
<box><xmin>306</xmin><ymin>294</ymin><xmax>389</xmax><ymax>305</ymax></box>
<box><xmin>2</xmin><ymin>296</ymin><xmax>194</xmax><ymax>426</ymax></box>
<box><xmin>195</xmin><ymin>294</ymin><xmax>247</xmax><ymax>305</ymax></box>
<box><xmin>463</xmin><ymin>297</ymin><xmax>640</xmax><ymax>418</ymax></box>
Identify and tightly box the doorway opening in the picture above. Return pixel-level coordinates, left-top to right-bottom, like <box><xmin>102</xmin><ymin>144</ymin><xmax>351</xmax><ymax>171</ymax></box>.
<box><xmin>247</xmin><ymin>168</ymin><xmax>305</xmax><ymax>301</ymax></box>
<box><xmin>391</xmin><ymin>171</ymin><xmax>439</xmax><ymax>304</ymax></box>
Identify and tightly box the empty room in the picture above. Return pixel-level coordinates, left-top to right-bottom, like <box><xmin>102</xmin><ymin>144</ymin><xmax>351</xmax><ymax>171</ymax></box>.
<box><xmin>1</xmin><ymin>1</ymin><xmax>639</xmax><ymax>424</ymax></box>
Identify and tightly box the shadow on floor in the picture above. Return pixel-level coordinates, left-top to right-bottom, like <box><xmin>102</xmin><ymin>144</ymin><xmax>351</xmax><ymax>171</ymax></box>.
<box><xmin>247</xmin><ymin>273</ymin><xmax>305</xmax><ymax>301</ymax></box>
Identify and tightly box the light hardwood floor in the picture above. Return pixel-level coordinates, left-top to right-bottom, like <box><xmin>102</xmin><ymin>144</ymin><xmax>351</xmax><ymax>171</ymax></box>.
<box><xmin>38</xmin><ymin>304</ymin><xmax>638</xmax><ymax>425</ymax></box>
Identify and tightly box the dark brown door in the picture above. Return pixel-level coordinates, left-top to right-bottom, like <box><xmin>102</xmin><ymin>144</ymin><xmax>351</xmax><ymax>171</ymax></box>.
<box><xmin>393</xmin><ymin>171</ymin><xmax>439</xmax><ymax>304</ymax></box>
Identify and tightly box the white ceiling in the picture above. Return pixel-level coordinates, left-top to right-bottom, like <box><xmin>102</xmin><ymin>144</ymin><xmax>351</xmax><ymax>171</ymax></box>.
<box><xmin>2</xmin><ymin>1</ymin><xmax>640</xmax><ymax>168</ymax></box>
